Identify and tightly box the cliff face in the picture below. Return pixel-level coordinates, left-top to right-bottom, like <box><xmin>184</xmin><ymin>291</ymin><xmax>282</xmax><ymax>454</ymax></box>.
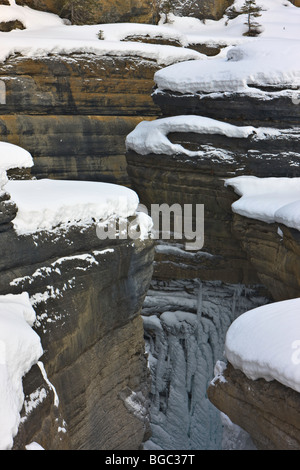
<box><xmin>14</xmin><ymin>0</ymin><xmax>234</xmax><ymax>23</ymax></box>
<box><xmin>0</xmin><ymin>169</ymin><xmax>155</xmax><ymax>450</ymax></box>
<box><xmin>125</xmin><ymin>36</ymin><xmax>300</xmax><ymax>449</ymax></box>
<box><xmin>207</xmin><ymin>363</ymin><xmax>300</xmax><ymax>450</ymax></box>
<box><xmin>16</xmin><ymin>0</ymin><xmax>153</xmax><ymax>24</ymax></box>
<box><xmin>0</xmin><ymin>54</ymin><xmax>161</xmax><ymax>186</ymax></box>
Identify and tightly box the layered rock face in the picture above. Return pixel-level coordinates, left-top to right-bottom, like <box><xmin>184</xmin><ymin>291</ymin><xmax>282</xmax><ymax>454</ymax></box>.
<box><xmin>16</xmin><ymin>0</ymin><xmax>153</xmax><ymax>24</ymax></box>
<box><xmin>232</xmin><ymin>215</ymin><xmax>300</xmax><ymax>302</ymax></box>
<box><xmin>0</xmin><ymin>168</ymin><xmax>155</xmax><ymax>450</ymax></box>
<box><xmin>14</xmin><ymin>0</ymin><xmax>234</xmax><ymax>23</ymax></box>
<box><xmin>0</xmin><ymin>54</ymin><xmax>160</xmax><ymax>185</ymax></box>
<box><xmin>207</xmin><ymin>363</ymin><xmax>300</xmax><ymax>450</ymax></box>
<box><xmin>127</xmin><ymin>126</ymin><xmax>300</xmax><ymax>297</ymax></box>
<box><xmin>125</xmin><ymin>38</ymin><xmax>300</xmax><ymax>449</ymax></box>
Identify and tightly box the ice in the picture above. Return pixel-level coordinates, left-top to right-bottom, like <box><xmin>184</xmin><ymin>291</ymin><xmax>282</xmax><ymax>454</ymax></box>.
<box><xmin>143</xmin><ymin>280</ymin><xmax>269</xmax><ymax>449</ymax></box>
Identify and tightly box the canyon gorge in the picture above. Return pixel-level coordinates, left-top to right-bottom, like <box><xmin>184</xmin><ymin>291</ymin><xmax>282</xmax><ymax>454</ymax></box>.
<box><xmin>0</xmin><ymin>0</ymin><xmax>299</xmax><ymax>451</ymax></box>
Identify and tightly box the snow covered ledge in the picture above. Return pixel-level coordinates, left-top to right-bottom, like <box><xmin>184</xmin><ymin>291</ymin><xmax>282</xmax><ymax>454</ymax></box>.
<box><xmin>224</xmin><ymin>176</ymin><xmax>300</xmax><ymax>233</ymax></box>
<box><xmin>207</xmin><ymin>298</ymin><xmax>300</xmax><ymax>450</ymax></box>
<box><xmin>225</xmin><ymin>298</ymin><xmax>300</xmax><ymax>394</ymax></box>
<box><xmin>0</xmin><ymin>141</ymin><xmax>152</xmax><ymax>237</ymax></box>
<box><xmin>0</xmin><ymin>142</ymin><xmax>33</xmax><ymax>193</ymax></box>
<box><xmin>125</xmin><ymin>115</ymin><xmax>274</xmax><ymax>157</ymax></box>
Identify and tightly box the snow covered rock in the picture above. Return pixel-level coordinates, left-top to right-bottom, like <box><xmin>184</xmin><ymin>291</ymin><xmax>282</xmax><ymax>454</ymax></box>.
<box><xmin>225</xmin><ymin>176</ymin><xmax>300</xmax><ymax>301</ymax></box>
<box><xmin>208</xmin><ymin>297</ymin><xmax>300</xmax><ymax>449</ymax></box>
<box><xmin>0</xmin><ymin>140</ymin><xmax>155</xmax><ymax>449</ymax></box>
<box><xmin>208</xmin><ymin>362</ymin><xmax>300</xmax><ymax>450</ymax></box>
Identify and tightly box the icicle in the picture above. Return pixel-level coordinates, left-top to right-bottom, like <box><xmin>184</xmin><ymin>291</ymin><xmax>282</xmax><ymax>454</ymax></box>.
<box><xmin>196</xmin><ymin>280</ymin><xmax>203</xmax><ymax>321</ymax></box>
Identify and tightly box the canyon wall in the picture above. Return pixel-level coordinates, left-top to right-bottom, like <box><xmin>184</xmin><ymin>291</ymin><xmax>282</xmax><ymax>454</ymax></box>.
<box><xmin>207</xmin><ymin>363</ymin><xmax>300</xmax><ymax>450</ymax></box>
<box><xmin>0</xmin><ymin>180</ymin><xmax>155</xmax><ymax>450</ymax></box>
<box><xmin>13</xmin><ymin>0</ymin><xmax>234</xmax><ymax>24</ymax></box>
<box><xmin>0</xmin><ymin>54</ymin><xmax>161</xmax><ymax>186</ymax></box>
<box><xmin>125</xmin><ymin>50</ymin><xmax>300</xmax><ymax>449</ymax></box>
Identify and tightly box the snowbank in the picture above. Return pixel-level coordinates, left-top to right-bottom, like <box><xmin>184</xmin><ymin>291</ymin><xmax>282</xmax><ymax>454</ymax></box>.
<box><xmin>0</xmin><ymin>1</ymin><xmax>64</xmax><ymax>29</ymax></box>
<box><xmin>6</xmin><ymin>178</ymin><xmax>142</xmax><ymax>235</ymax></box>
<box><xmin>225</xmin><ymin>176</ymin><xmax>300</xmax><ymax>232</ymax></box>
<box><xmin>0</xmin><ymin>4</ymin><xmax>202</xmax><ymax>65</ymax></box>
<box><xmin>159</xmin><ymin>0</ymin><xmax>300</xmax><ymax>45</ymax></box>
<box><xmin>0</xmin><ymin>140</ymin><xmax>152</xmax><ymax>238</ymax></box>
<box><xmin>153</xmin><ymin>0</ymin><xmax>300</xmax><ymax>96</ymax></box>
<box><xmin>125</xmin><ymin>115</ymin><xmax>278</xmax><ymax>156</ymax></box>
<box><xmin>225</xmin><ymin>298</ymin><xmax>300</xmax><ymax>393</ymax></box>
<box><xmin>99</xmin><ymin>22</ymin><xmax>189</xmax><ymax>47</ymax></box>
<box><xmin>0</xmin><ymin>292</ymin><xmax>43</xmax><ymax>450</ymax></box>
<box><xmin>154</xmin><ymin>37</ymin><xmax>300</xmax><ymax>95</ymax></box>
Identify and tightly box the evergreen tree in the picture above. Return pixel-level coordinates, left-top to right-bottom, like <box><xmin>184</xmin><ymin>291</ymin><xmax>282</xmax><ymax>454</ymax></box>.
<box><xmin>240</xmin><ymin>0</ymin><xmax>263</xmax><ymax>36</ymax></box>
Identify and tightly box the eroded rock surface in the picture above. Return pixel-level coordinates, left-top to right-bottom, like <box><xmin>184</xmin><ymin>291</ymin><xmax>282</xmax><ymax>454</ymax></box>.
<box><xmin>207</xmin><ymin>363</ymin><xmax>300</xmax><ymax>450</ymax></box>
<box><xmin>0</xmin><ymin>54</ymin><xmax>162</xmax><ymax>185</ymax></box>
<box><xmin>0</xmin><ymin>184</ymin><xmax>155</xmax><ymax>450</ymax></box>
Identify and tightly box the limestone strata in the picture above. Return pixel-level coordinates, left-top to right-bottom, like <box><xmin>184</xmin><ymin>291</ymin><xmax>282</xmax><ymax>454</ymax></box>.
<box><xmin>207</xmin><ymin>363</ymin><xmax>300</xmax><ymax>450</ymax></box>
<box><xmin>231</xmin><ymin>214</ymin><xmax>300</xmax><ymax>302</ymax></box>
<box><xmin>127</xmin><ymin>147</ymin><xmax>259</xmax><ymax>285</ymax></box>
<box><xmin>0</xmin><ymin>54</ymin><xmax>160</xmax><ymax>185</ymax></box>
<box><xmin>152</xmin><ymin>90</ymin><xmax>300</xmax><ymax>127</ymax></box>
<box><xmin>0</xmin><ymin>114</ymin><xmax>149</xmax><ymax>184</ymax></box>
<box><xmin>0</xmin><ymin>204</ymin><xmax>155</xmax><ymax>449</ymax></box>
<box><xmin>126</xmin><ymin>126</ymin><xmax>300</xmax><ymax>296</ymax></box>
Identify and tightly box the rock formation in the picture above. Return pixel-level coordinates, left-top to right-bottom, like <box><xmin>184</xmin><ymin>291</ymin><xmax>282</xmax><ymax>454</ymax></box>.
<box><xmin>0</xmin><ymin>151</ymin><xmax>155</xmax><ymax>450</ymax></box>
<box><xmin>13</xmin><ymin>0</ymin><xmax>234</xmax><ymax>24</ymax></box>
<box><xmin>125</xmin><ymin>30</ymin><xmax>300</xmax><ymax>449</ymax></box>
<box><xmin>0</xmin><ymin>54</ymin><xmax>162</xmax><ymax>186</ymax></box>
<box><xmin>16</xmin><ymin>0</ymin><xmax>153</xmax><ymax>24</ymax></box>
<box><xmin>207</xmin><ymin>362</ymin><xmax>300</xmax><ymax>450</ymax></box>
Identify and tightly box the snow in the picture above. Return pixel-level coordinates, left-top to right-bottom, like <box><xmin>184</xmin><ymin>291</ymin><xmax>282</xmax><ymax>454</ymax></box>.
<box><xmin>25</xmin><ymin>442</ymin><xmax>44</xmax><ymax>450</ymax></box>
<box><xmin>225</xmin><ymin>298</ymin><xmax>300</xmax><ymax>393</ymax></box>
<box><xmin>0</xmin><ymin>142</ymin><xmax>33</xmax><ymax>191</ymax></box>
<box><xmin>162</xmin><ymin>0</ymin><xmax>300</xmax><ymax>44</ymax></box>
<box><xmin>154</xmin><ymin>37</ymin><xmax>300</xmax><ymax>95</ymax></box>
<box><xmin>126</xmin><ymin>114</ymin><xmax>279</xmax><ymax>156</ymax></box>
<box><xmin>154</xmin><ymin>1</ymin><xmax>300</xmax><ymax>95</ymax></box>
<box><xmin>0</xmin><ymin>3</ymin><xmax>202</xmax><ymax>66</ymax></box>
<box><xmin>99</xmin><ymin>22</ymin><xmax>190</xmax><ymax>47</ymax></box>
<box><xmin>0</xmin><ymin>0</ymin><xmax>299</xmax><ymax>452</ymax></box>
<box><xmin>5</xmin><ymin>178</ymin><xmax>143</xmax><ymax>235</ymax></box>
<box><xmin>0</xmin><ymin>292</ymin><xmax>43</xmax><ymax>450</ymax></box>
<box><xmin>225</xmin><ymin>176</ymin><xmax>300</xmax><ymax>232</ymax></box>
